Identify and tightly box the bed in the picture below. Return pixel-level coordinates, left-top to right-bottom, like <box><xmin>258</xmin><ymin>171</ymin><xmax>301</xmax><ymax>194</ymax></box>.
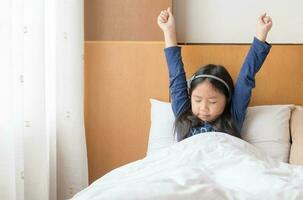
<box><xmin>71</xmin><ymin>100</ymin><xmax>303</xmax><ymax>200</ymax></box>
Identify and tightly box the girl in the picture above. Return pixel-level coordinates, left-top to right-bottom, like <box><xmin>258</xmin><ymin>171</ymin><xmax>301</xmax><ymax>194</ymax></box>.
<box><xmin>157</xmin><ymin>8</ymin><xmax>273</xmax><ymax>141</ymax></box>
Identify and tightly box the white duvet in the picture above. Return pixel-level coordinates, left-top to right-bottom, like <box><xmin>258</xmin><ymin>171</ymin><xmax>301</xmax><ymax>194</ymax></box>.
<box><xmin>72</xmin><ymin>132</ymin><xmax>303</xmax><ymax>200</ymax></box>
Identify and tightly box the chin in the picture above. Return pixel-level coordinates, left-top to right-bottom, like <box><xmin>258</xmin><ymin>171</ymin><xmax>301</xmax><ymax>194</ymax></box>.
<box><xmin>199</xmin><ymin>117</ymin><xmax>212</xmax><ymax>122</ymax></box>
<box><xmin>199</xmin><ymin>116</ymin><xmax>216</xmax><ymax>123</ymax></box>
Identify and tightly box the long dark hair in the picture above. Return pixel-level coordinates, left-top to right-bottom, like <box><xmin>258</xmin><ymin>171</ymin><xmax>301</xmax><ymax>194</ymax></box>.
<box><xmin>173</xmin><ymin>64</ymin><xmax>240</xmax><ymax>141</ymax></box>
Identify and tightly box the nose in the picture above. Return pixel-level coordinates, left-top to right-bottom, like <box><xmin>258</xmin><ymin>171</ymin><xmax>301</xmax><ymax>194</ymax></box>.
<box><xmin>199</xmin><ymin>101</ymin><xmax>209</xmax><ymax>113</ymax></box>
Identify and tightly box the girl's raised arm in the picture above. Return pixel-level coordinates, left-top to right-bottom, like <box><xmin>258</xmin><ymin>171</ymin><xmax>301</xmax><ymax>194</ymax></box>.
<box><xmin>231</xmin><ymin>13</ymin><xmax>273</xmax><ymax>131</ymax></box>
<box><xmin>157</xmin><ymin>8</ymin><xmax>190</xmax><ymax>117</ymax></box>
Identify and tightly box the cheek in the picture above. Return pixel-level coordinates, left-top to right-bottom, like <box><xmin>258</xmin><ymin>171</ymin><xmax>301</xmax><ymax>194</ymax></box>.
<box><xmin>211</xmin><ymin>102</ymin><xmax>226</xmax><ymax>115</ymax></box>
<box><xmin>191</xmin><ymin>100</ymin><xmax>200</xmax><ymax>113</ymax></box>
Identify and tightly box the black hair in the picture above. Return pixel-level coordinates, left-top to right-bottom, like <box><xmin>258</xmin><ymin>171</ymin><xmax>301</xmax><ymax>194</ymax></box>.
<box><xmin>173</xmin><ymin>64</ymin><xmax>241</xmax><ymax>141</ymax></box>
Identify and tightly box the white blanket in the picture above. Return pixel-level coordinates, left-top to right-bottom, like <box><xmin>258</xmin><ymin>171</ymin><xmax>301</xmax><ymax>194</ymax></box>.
<box><xmin>71</xmin><ymin>132</ymin><xmax>303</xmax><ymax>200</ymax></box>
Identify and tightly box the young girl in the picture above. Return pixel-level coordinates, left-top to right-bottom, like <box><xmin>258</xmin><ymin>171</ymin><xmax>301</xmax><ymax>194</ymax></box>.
<box><xmin>157</xmin><ymin>8</ymin><xmax>273</xmax><ymax>141</ymax></box>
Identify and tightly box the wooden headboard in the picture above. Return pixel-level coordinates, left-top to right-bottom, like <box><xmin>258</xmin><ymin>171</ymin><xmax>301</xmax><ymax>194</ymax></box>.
<box><xmin>85</xmin><ymin>41</ymin><xmax>303</xmax><ymax>183</ymax></box>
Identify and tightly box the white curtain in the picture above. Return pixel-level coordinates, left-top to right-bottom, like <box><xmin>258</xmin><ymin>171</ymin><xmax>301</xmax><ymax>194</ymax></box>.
<box><xmin>0</xmin><ymin>0</ymin><xmax>88</xmax><ymax>199</ymax></box>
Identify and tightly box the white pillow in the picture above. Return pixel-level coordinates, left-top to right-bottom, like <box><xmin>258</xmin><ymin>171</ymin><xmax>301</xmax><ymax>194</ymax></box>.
<box><xmin>146</xmin><ymin>99</ymin><xmax>176</xmax><ymax>156</ymax></box>
<box><xmin>241</xmin><ymin>105</ymin><xmax>294</xmax><ymax>162</ymax></box>
<box><xmin>147</xmin><ymin>99</ymin><xmax>294</xmax><ymax>162</ymax></box>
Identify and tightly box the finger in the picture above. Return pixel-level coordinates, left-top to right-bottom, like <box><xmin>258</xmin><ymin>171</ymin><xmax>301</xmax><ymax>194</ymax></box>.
<box><xmin>160</xmin><ymin>10</ymin><xmax>165</xmax><ymax>15</ymax></box>
<box><xmin>263</xmin><ymin>16</ymin><xmax>270</xmax><ymax>23</ymax></box>
<box><xmin>162</xmin><ymin>11</ymin><xmax>169</xmax><ymax>17</ymax></box>
<box><xmin>157</xmin><ymin>15</ymin><xmax>163</xmax><ymax>21</ymax></box>
<box><xmin>159</xmin><ymin>15</ymin><xmax>167</xmax><ymax>22</ymax></box>
<box><xmin>167</xmin><ymin>7</ymin><xmax>173</xmax><ymax>16</ymax></box>
<box><xmin>158</xmin><ymin>16</ymin><xmax>165</xmax><ymax>23</ymax></box>
<box><xmin>259</xmin><ymin>13</ymin><xmax>266</xmax><ymax>23</ymax></box>
<box><xmin>162</xmin><ymin>10</ymin><xmax>168</xmax><ymax>15</ymax></box>
<box><xmin>265</xmin><ymin>19</ymin><xmax>273</xmax><ymax>28</ymax></box>
<box><xmin>265</xmin><ymin>16</ymin><xmax>272</xmax><ymax>24</ymax></box>
<box><xmin>160</xmin><ymin>15</ymin><xmax>168</xmax><ymax>23</ymax></box>
<box><xmin>267</xmin><ymin>20</ymin><xmax>273</xmax><ymax>26</ymax></box>
<box><xmin>259</xmin><ymin>13</ymin><xmax>266</xmax><ymax>21</ymax></box>
<box><xmin>160</xmin><ymin>13</ymin><xmax>168</xmax><ymax>19</ymax></box>
<box><xmin>267</xmin><ymin>16</ymin><xmax>272</xmax><ymax>23</ymax></box>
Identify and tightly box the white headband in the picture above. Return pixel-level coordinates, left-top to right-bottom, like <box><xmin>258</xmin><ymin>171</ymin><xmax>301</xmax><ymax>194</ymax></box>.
<box><xmin>188</xmin><ymin>74</ymin><xmax>231</xmax><ymax>101</ymax></box>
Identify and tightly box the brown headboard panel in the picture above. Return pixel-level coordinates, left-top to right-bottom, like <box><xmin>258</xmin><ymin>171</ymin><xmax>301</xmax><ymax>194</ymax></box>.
<box><xmin>85</xmin><ymin>42</ymin><xmax>303</xmax><ymax>183</ymax></box>
<box><xmin>85</xmin><ymin>42</ymin><xmax>170</xmax><ymax>182</ymax></box>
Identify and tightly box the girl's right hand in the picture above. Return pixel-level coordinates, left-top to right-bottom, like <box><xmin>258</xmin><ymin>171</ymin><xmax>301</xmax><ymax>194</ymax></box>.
<box><xmin>157</xmin><ymin>8</ymin><xmax>175</xmax><ymax>34</ymax></box>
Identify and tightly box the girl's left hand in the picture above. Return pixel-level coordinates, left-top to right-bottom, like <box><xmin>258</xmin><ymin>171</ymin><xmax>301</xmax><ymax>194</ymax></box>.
<box><xmin>256</xmin><ymin>13</ymin><xmax>273</xmax><ymax>42</ymax></box>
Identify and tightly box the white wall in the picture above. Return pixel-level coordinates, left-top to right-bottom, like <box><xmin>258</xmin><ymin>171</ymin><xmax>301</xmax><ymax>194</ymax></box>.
<box><xmin>174</xmin><ymin>0</ymin><xmax>303</xmax><ymax>43</ymax></box>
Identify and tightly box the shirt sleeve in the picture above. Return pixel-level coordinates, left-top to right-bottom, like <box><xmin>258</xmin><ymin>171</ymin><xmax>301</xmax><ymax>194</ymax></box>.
<box><xmin>164</xmin><ymin>46</ymin><xmax>190</xmax><ymax>118</ymax></box>
<box><xmin>231</xmin><ymin>37</ymin><xmax>271</xmax><ymax>131</ymax></box>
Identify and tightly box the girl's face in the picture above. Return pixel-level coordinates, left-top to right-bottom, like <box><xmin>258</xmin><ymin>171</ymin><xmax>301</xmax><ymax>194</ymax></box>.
<box><xmin>191</xmin><ymin>80</ymin><xmax>227</xmax><ymax>122</ymax></box>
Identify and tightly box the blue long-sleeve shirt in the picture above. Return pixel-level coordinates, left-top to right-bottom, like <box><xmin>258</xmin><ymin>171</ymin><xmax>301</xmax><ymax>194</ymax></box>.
<box><xmin>164</xmin><ymin>37</ymin><xmax>271</xmax><ymax>137</ymax></box>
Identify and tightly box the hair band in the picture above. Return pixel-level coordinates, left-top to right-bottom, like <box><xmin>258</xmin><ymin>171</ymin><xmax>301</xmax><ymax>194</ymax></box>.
<box><xmin>188</xmin><ymin>74</ymin><xmax>231</xmax><ymax>101</ymax></box>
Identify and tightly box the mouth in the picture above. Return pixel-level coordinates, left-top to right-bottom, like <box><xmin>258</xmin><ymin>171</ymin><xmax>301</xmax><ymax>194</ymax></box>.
<box><xmin>199</xmin><ymin>114</ymin><xmax>211</xmax><ymax>119</ymax></box>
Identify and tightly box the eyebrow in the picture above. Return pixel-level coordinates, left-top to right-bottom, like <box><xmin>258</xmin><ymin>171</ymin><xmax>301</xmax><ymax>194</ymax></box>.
<box><xmin>193</xmin><ymin>95</ymin><xmax>218</xmax><ymax>99</ymax></box>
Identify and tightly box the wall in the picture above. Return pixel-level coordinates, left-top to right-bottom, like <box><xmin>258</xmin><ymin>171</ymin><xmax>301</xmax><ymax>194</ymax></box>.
<box><xmin>174</xmin><ymin>0</ymin><xmax>303</xmax><ymax>43</ymax></box>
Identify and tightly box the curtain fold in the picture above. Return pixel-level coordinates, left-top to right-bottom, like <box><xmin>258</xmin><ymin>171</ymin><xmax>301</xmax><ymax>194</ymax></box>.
<box><xmin>0</xmin><ymin>0</ymin><xmax>88</xmax><ymax>199</ymax></box>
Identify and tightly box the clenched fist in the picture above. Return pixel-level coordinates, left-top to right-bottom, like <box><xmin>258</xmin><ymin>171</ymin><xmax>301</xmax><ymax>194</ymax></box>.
<box><xmin>157</xmin><ymin>7</ymin><xmax>175</xmax><ymax>34</ymax></box>
<box><xmin>157</xmin><ymin>7</ymin><xmax>177</xmax><ymax>48</ymax></box>
<box><xmin>256</xmin><ymin>13</ymin><xmax>273</xmax><ymax>42</ymax></box>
